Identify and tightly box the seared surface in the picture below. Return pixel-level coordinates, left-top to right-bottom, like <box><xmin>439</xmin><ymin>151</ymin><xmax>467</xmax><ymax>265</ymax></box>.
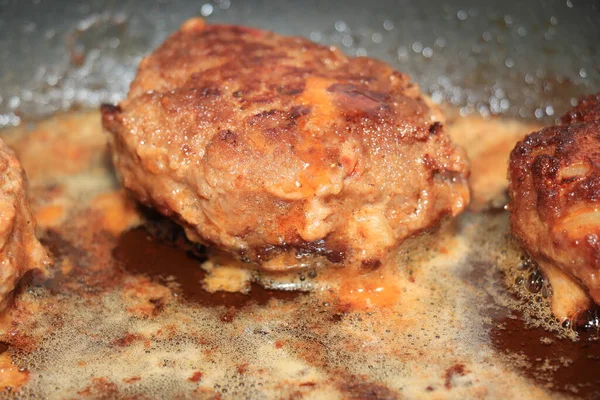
<box><xmin>509</xmin><ymin>94</ymin><xmax>600</xmax><ymax>319</ymax></box>
<box><xmin>0</xmin><ymin>140</ymin><xmax>50</xmax><ymax>309</ymax></box>
<box><xmin>102</xmin><ymin>19</ymin><xmax>470</xmax><ymax>269</ymax></box>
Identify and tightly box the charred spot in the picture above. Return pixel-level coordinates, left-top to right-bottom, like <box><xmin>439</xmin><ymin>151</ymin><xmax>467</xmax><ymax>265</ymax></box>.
<box><xmin>360</xmin><ymin>259</ymin><xmax>382</xmax><ymax>272</ymax></box>
<box><xmin>428</xmin><ymin>121</ymin><xmax>442</xmax><ymax>135</ymax></box>
<box><xmin>232</xmin><ymin>90</ymin><xmax>243</xmax><ymax>98</ymax></box>
<box><xmin>298</xmin><ymin>239</ymin><xmax>347</xmax><ymax>264</ymax></box>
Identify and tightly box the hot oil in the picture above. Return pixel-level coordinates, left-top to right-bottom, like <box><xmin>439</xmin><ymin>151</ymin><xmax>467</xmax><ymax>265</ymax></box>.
<box><xmin>114</xmin><ymin>221</ymin><xmax>303</xmax><ymax>308</ymax></box>
<box><xmin>463</xmin><ymin>211</ymin><xmax>600</xmax><ymax>398</ymax></box>
<box><xmin>0</xmin><ymin>110</ymin><xmax>599</xmax><ymax>398</ymax></box>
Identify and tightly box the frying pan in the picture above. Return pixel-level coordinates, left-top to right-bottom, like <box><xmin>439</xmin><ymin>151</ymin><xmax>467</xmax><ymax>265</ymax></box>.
<box><xmin>1</xmin><ymin>0</ymin><xmax>599</xmax><ymax>125</ymax></box>
<box><xmin>0</xmin><ymin>0</ymin><xmax>600</xmax><ymax>399</ymax></box>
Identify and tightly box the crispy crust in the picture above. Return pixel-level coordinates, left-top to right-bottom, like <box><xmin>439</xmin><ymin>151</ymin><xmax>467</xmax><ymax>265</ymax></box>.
<box><xmin>102</xmin><ymin>19</ymin><xmax>470</xmax><ymax>268</ymax></box>
<box><xmin>560</xmin><ymin>93</ymin><xmax>600</xmax><ymax>124</ymax></box>
<box><xmin>0</xmin><ymin>139</ymin><xmax>50</xmax><ymax>309</ymax></box>
<box><xmin>509</xmin><ymin>94</ymin><xmax>600</xmax><ymax>315</ymax></box>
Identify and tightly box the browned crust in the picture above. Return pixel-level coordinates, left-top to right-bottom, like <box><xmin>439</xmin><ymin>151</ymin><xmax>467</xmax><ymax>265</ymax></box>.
<box><xmin>0</xmin><ymin>140</ymin><xmax>51</xmax><ymax>309</ymax></box>
<box><xmin>560</xmin><ymin>93</ymin><xmax>600</xmax><ymax>124</ymax></box>
<box><xmin>509</xmin><ymin>93</ymin><xmax>600</xmax><ymax>308</ymax></box>
<box><xmin>102</xmin><ymin>19</ymin><xmax>470</xmax><ymax>268</ymax></box>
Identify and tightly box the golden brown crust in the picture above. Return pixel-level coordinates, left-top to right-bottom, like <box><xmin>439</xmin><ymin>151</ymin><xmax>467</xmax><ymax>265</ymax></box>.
<box><xmin>509</xmin><ymin>93</ymin><xmax>600</xmax><ymax>317</ymax></box>
<box><xmin>102</xmin><ymin>19</ymin><xmax>470</xmax><ymax>268</ymax></box>
<box><xmin>560</xmin><ymin>93</ymin><xmax>600</xmax><ymax>124</ymax></box>
<box><xmin>0</xmin><ymin>139</ymin><xmax>51</xmax><ymax>309</ymax></box>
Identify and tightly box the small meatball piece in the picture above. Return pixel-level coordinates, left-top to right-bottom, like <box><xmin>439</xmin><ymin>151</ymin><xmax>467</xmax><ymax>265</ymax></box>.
<box><xmin>102</xmin><ymin>19</ymin><xmax>470</xmax><ymax>270</ymax></box>
<box><xmin>0</xmin><ymin>139</ymin><xmax>51</xmax><ymax>309</ymax></box>
<box><xmin>509</xmin><ymin>94</ymin><xmax>600</xmax><ymax>321</ymax></box>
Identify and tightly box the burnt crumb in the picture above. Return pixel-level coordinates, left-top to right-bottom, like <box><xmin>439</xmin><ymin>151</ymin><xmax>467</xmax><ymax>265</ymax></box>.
<box><xmin>429</xmin><ymin>122</ymin><xmax>442</xmax><ymax>135</ymax></box>
<box><xmin>360</xmin><ymin>259</ymin><xmax>382</xmax><ymax>273</ymax></box>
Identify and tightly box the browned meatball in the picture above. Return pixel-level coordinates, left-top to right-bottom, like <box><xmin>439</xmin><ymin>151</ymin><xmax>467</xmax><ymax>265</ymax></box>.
<box><xmin>0</xmin><ymin>139</ymin><xmax>51</xmax><ymax>309</ymax></box>
<box><xmin>102</xmin><ymin>19</ymin><xmax>470</xmax><ymax>270</ymax></box>
<box><xmin>509</xmin><ymin>94</ymin><xmax>600</xmax><ymax>321</ymax></box>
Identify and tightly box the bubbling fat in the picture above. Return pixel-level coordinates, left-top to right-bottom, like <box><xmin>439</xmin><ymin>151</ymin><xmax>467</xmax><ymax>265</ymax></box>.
<box><xmin>8</xmin><ymin>211</ymin><xmax>560</xmax><ymax>400</ymax></box>
<box><xmin>0</xmin><ymin>110</ymin><xmax>591</xmax><ymax>399</ymax></box>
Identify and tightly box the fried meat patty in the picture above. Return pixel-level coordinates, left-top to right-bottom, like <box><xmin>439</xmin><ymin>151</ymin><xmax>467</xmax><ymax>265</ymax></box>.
<box><xmin>0</xmin><ymin>139</ymin><xmax>50</xmax><ymax>309</ymax></box>
<box><xmin>509</xmin><ymin>94</ymin><xmax>600</xmax><ymax>320</ymax></box>
<box><xmin>102</xmin><ymin>19</ymin><xmax>470</xmax><ymax>270</ymax></box>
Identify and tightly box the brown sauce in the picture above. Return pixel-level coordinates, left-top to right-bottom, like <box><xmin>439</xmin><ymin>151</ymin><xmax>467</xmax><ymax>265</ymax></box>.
<box><xmin>467</xmin><ymin>259</ymin><xmax>600</xmax><ymax>398</ymax></box>
<box><xmin>491</xmin><ymin>312</ymin><xmax>600</xmax><ymax>398</ymax></box>
<box><xmin>113</xmin><ymin>222</ymin><xmax>302</xmax><ymax>309</ymax></box>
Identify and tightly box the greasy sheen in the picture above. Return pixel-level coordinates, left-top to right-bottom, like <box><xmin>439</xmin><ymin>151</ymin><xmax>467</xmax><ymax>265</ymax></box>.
<box><xmin>509</xmin><ymin>94</ymin><xmax>600</xmax><ymax>319</ymax></box>
<box><xmin>0</xmin><ymin>139</ymin><xmax>50</xmax><ymax>309</ymax></box>
<box><xmin>102</xmin><ymin>19</ymin><xmax>470</xmax><ymax>269</ymax></box>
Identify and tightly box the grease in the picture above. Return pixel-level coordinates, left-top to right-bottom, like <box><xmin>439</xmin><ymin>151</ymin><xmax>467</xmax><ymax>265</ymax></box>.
<box><xmin>113</xmin><ymin>225</ymin><xmax>301</xmax><ymax>308</ymax></box>
<box><xmin>468</xmin><ymin>255</ymin><xmax>600</xmax><ymax>398</ymax></box>
<box><xmin>492</xmin><ymin>312</ymin><xmax>600</xmax><ymax>398</ymax></box>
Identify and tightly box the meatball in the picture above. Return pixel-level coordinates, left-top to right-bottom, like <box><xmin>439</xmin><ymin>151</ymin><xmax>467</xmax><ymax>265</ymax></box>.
<box><xmin>102</xmin><ymin>19</ymin><xmax>470</xmax><ymax>270</ymax></box>
<box><xmin>509</xmin><ymin>94</ymin><xmax>600</xmax><ymax>321</ymax></box>
<box><xmin>0</xmin><ymin>139</ymin><xmax>51</xmax><ymax>309</ymax></box>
